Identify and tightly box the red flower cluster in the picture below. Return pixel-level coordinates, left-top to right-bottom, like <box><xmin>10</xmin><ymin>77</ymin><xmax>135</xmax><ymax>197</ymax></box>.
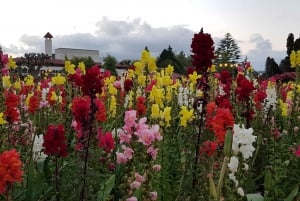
<box><xmin>136</xmin><ymin>96</ymin><xmax>146</xmax><ymax>116</ymax></box>
<box><xmin>43</xmin><ymin>124</ymin><xmax>68</xmax><ymax>157</ymax></box>
<box><xmin>199</xmin><ymin>140</ymin><xmax>218</xmax><ymax>156</ymax></box>
<box><xmin>206</xmin><ymin>102</ymin><xmax>234</xmax><ymax>143</ymax></box>
<box><xmin>124</xmin><ymin>78</ymin><xmax>133</xmax><ymax>92</ymax></box>
<box><xmin>4</xmin><ymin>90</ymin><xmax>20</xmax><ymax>123</ymax></box>
<box><xmin>72</xmin><ymin>96</ymin><xmax>91</xmax><ymax>122</ymax></box>
<box><xmin>0</xmin><ymin>149</ymin><xmax>23</xmax><ymax>194</ymax></box>
<box><xmin>97</xmin><ymin>129</ymin><xmax>115</xmax><ymax>153</ymax></box>
<box><xmin>81</xmin><ymin>66</ymin><xmax>104</xmax><ymax>96</ymax></box>
<box><xmin>95</xmin><ymin>98</ymin><xmax>107</xmax><ymax>122</ymax></box>
<box><xmin>28</xmin><ymin>91</ymin><xmax>41</xmax><ymax>113</ymax></box>
<box><xmin>235</xmin><ymin>74</ymin><xmax>255</xmax><ymax>102</ymax></box>
<box><xmin>190</xmin><ymin>28</ymin><xmax>215</xmax><ymax>73</ymax></box>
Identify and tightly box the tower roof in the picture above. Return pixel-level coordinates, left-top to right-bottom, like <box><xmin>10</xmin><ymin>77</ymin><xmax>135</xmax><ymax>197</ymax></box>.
<box><xmin>44</xmin><ymin>32</ymin><xmax>53</xmax><ymax>38</ymax></box>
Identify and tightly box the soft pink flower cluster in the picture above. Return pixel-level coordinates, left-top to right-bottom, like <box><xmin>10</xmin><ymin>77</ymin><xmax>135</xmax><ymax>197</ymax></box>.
<box><xmin>116</xmin><ymin>110</ymin><xmax>162</xmax><ymax>164</ymax></box>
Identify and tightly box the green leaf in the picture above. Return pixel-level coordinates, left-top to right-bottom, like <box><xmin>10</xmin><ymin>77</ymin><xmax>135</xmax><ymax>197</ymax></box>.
<box><xmin>97</xmin><ymin>174</ymin><xmax>115</xmax><ymax>201</ymax></box>
<box><xmin>26</xmin><ymin>160</ymin><xmax>35</xmax><ymax>201</ymax></box>
<box><xmin>246</xmin><ymin>193</ymin><xmax>264</xmax><ymax>201</ymax></box>
<box><xmin>284</xmin><ymin>184</ymin><xmax>299</xmax><ymax>201</ymax></box>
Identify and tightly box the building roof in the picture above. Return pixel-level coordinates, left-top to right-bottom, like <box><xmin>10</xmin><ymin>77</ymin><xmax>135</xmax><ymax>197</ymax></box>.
<box><xmin>44</xmin><ymin>32</ymin><xmax>53</xmax><ymax>38</ymax></box>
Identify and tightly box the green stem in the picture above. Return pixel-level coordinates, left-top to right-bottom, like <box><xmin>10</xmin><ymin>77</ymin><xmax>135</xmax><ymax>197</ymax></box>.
<box><xmin>216</xmin><ymin>156</ymin><xmax>229</xmax><ymax>201</ymax></box>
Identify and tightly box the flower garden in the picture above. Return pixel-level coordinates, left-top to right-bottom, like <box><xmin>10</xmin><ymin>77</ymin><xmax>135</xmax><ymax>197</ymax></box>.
<box><xmin>1</xmin><ymin>30</ymin><xmax>300</xmax><ymax>201</ymax></box>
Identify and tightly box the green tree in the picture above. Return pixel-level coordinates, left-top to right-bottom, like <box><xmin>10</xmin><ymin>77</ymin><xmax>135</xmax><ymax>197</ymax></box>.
<box><xmin>264</xmin><ymin>56</ymin><xmax>281</xmax><ymax>77</ymax></box>
<box><xmin>16</xmin><ymin>52</ymin><xmax>51</xmax><ymax>78</ymax></box>
<box><xmin>103</xmin><ymin>54</ymin><xmax>118</xmax><ymax>76</ymax></box>
<box><xmin>214</xmin><ymin>33</ymin><xmax>241</xmax><ymax>66</ymax></box>
<box><xmin>286</xmin><ymin>33</ymin><xmax>294</xmax><ymax>55</ymax></box>
<box><xmin>156</xmin><ymin>46</ymin><xmax>185</xmax><ymax>74</ymax></box>
<box><xmin>175</xmin><ymin>50</ymin><xmax>192</xmax><ymax>68</ymax></box>
<box><xmin>71</xmin><ymin>56</ymin><xmax>95</xmax><ymax>68</ymax></box>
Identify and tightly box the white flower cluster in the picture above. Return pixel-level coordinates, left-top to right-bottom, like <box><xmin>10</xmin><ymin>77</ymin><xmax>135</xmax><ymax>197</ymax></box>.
<box><xmin>264</xmin><ymin>85</ymin><xmax>277</xmax><ymax>112</ymax></box>
<box><xmin>178</xmin><ymin>86</ymin><xmax>193</xmax><ymax>107</ymax></box>
<box><xmin>232</xmin><ymin>124</ymin><xmax>257</xmax><ymax>160</ymax></box>
<box><xmin>32</xmin><ymin>134</ymin><xmax>47</xmax><ymax>161</ymax></box>
<box><xmin>227</xmin><ymin>124</ymin><xmax>257</xmax><ymax>197</ymax></box>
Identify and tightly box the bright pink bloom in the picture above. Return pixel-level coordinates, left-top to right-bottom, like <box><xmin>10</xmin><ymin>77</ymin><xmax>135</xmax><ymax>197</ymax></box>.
<box><xmin>126</xmin><ymin>196</ymin><xmax>138</xmax><ymax>201</ymax></box>
<box><xmin>152</xmin><ymin>164</ymin><xmax>161</xmax><ymax>172</ymax></box>
<box><xmin>295</xmin><ymin>145</ymin><xmax>300</xmax><ymax>157</ymax></box>
<box><xmin>124</xmin><ymin>110</ymin><xmax>137</xmax><ymax>128</ymax></box>
<box><xmin>137</xmin><ymin>128</ymin><xmax>155</xmax><ymax>146</ymax></box>
<box><xmin>134</xmin><ymin>172</ymin><xmax>145</xmax><ymax>183</ymax></box>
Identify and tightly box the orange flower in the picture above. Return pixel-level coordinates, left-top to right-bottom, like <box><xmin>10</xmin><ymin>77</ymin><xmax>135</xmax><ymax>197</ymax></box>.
<box><xmin>0</xmin><ymin>149</ymin><xmax>23</xmax><ymax>194</ymax></box>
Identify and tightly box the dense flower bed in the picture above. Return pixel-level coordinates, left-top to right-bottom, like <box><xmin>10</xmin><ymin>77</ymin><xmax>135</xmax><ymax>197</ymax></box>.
<box><xmin>1</xmin><ymin>32</ymin><xmax>300</xmax><ymax>201</ymax></box>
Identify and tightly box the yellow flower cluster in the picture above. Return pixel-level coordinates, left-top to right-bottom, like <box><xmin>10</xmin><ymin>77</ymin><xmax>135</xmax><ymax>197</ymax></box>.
<box><xmin>290</xmin><ymin>50</ymin><xmax>300</xmax><ymax>67</ymax></box>
<box><xmin>65</xmin><ymin>61</ymin><xmax>76</xmax><ymax>75</ymax></box>
<box><xmin>179</xmin><ymin>106</ymin><xmax>194</xmax><ymax>127</ymax></box>
<box><xmin>0</xmin><ymin>112</ymin><xmax>6</xmax><ymax>124</ymax></box>
<box><xmin>51</xmin><ymin>73</ymin><xmax>66</xmax><ymax>85</ymax></box>
<box><xmin>8</xmin><ymin>56</ymin><xmax>17</xmax><ymax>69</ymax></box>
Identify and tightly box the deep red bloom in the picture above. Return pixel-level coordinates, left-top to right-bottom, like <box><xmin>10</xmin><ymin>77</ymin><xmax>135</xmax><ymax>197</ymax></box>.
<box><xmin>295</xmin><ymin>145</ymin><xmax>300</xmax><ymax>157</ymax></box>
<box><xmin>4</xmin><ymin>90</ymin><xmax>20</xmax><ymax>123</ymax></box>
<box><xmin>0</xmin><ymin>149</ymin><xmax>23</xmax><ymax>194</ymax></box>
<box><xmin>235</xmin><ymin>74</ymin><xmax>255</xmax><ymax>101</ymax></box>
<box><xmin>81</xmin><ymin>65</ymin><xmax>104</xmax><ymax>96</ymax></box>
<box><xmin>253</xmin><ymin>90</ymin><xmax>267</xmax><ymax>110</ymax></box>
<box><xmin>97</xmin><ymin>129</ymin><xmax>115</xmax><ymax>153</ymax></box>
<box><xmin>136</xmin><ymin>96</ymin><xmax>146</xmax><ymax>116</ymax></box>
<box><xmin>72</xmin><ymin>96</ymin><xmax>91</xmax><ymax>122</ymax></box>
<box><xmin>28</xmin><ymin>92</ymin><xmax>41</xmax><ymax>113</ymax></box>
<box><xmin>95</xmin><ymin>98</ymin><xmax>107</xmax><ymax>122</ymax></box>
<box><xmin>124</xmin><ymin>78</ymin><xmax>133</xmax><ymax>92</ymax></box>
<box><xmin>199</xmin><ymin>140</ymin><xmax>218</xmax><ymax>156</ymax></box>
<box><xmin>191</xmin><ymin>29</ymin><xmax>215</xmax><ymax>73</ymax></box>
<box><xmin>43</xmin><ymin>124</ymin><xmax>68</xmax><ymax>157</ymax></box>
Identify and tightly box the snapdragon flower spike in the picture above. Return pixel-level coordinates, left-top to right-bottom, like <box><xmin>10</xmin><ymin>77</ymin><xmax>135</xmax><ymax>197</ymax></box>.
<box><xmin>0</xmin><ymin>149</ymin><xmax>23</xmax><ymax>194</ymax></box>
<box><xmin>42</xmin><ymin>124</ymin><xmax>68</xmax><ymax>157</ymax></box>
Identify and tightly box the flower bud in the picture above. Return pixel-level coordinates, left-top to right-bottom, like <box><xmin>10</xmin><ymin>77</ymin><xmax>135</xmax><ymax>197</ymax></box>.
<box><xmin>223</xmin><ymin>128</ymin><xmax>233</xmax><ymax>157</ymax></box>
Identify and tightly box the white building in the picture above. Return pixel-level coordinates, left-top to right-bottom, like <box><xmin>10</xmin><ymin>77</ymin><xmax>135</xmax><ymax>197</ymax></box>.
<box><xmin>54</xmin><ymin>48</ymin><xmax>100</xmax><ymax>63</ymax></box>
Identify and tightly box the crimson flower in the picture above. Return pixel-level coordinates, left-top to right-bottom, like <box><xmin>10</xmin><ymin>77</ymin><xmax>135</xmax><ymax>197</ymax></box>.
<box><xmin>191</xmin><ymin>28</ymin><xmax>215</xmax><ymax>73</ymax></box>
<box><xmin>4</xmin><ymin>90</ymin><xmax>20</xmax><ymax>123</ymax></box>
<box><xmin>97</xmin><ymin>129</ymin><xmax>115</xmax><ymax>153</ymax></box>
<box><xmin>43</xmin><ymin>124</ymin><xmax>68</xmax><ymax>157</ymax></box>
<box><xmin>28</xmin><ymin>92</ymin><xmax>41</xmax><ymax>113</ymax></box>
<box><xmin>235</xmin><ymin>74</ymin><xmax>255</xmax><ymax>101</ymax></box>
<box><xmin>124</xmin><ymin>78</ymin><xmax>133</xmax><ymax>92</ymax></box>
<box><xmin>72</xmin><ymin>96</ymin><xmax>91</xmax><ymax>122</ymax></box>
<box><xmin>136</xmin><ymin>96</ymin><xmax>146</xmax><ymax>116</ymax></box>
<box><xmin>95</xmin><ymin>98</ymin><xmax>107</xmax><ymax>122</ymax></box>
<box><xmin>0</xmin><ymin>149</ymin><xmax>23</xmax><ymax>194</ymax></box>
<box><xmin>199</xmin><ymin>140</ymin><xmax>218</xmax><ymax>156</ymax></box>
<box><xmin>81</xmin><ymin>65</ymin><xmax>104</xmax><ymax>96</ymax></box>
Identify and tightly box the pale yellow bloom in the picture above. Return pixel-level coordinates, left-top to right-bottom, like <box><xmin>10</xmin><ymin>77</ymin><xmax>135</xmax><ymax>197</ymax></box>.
<box><xmin>78</xmin><ymin>62</ymin><xmax>86</xmax><ymax>74</ymax></box>
<box><xmin>137</xmin><ymin>75</ymin><xmax>146</xmax><ymax>87</ymax></box>
<box><xmin>8</xmin><ymin>56</ymin><xmax>17</xmax><ymax>69</ymax></box>
<box><xmin>2</xmin><ymin>76</ymin><xmax>12</xmax><ymax>88</ymax></box>
<box><xmin>0</xmin><ymin>112</ymin><xmax>7</xmax><ymax>124</ymax></box>
<box><xmin>24</xmin><ymin>75</ymin><xmax>34</xmax><ymax>86</ymax></box>
<box><xmin>109</xmin><ymin>96</ymin><xmax>117</xmax><ymax>117</ymax></box>
<box><xmin>108</xmin><ymin>83</ymin><xmax>117</xmax><ymax>95</ymax></box>
<box><xmin>151</xmin><ymin>104</ymin><xmax>160</xmax><ymax>119</ymax></box>
<box><xmin>179</xmin><ymin>106</ymin><xmax>194</xmax><ymax>127</ymax></box>
<box><xmin>13</xmin><ymin>79</ymin><xmax>21</xmax><ymax>90</ymax></box>
<box><xmin>163</xmin><ymin>107</ymin><xmax>172</xmax><ymax>127</ymax></box>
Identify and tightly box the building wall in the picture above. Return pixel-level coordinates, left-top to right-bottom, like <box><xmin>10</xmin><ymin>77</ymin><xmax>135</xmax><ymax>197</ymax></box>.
<box><xmin>45</xmin><ymin>38</ymin><xmax>52</xmax><ymax>56</ymax></box>
<box><xmin>54</xmin><ymin>48</ymin><xmax>100</xmax><ymax>63</ymax></box>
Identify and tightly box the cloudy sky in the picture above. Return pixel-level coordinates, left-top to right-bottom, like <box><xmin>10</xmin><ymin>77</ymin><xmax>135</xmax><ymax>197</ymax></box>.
<box><xmin>1</xmin><ymin>0</ymin><xmax>300</xmax><ymax>71</ymax></box>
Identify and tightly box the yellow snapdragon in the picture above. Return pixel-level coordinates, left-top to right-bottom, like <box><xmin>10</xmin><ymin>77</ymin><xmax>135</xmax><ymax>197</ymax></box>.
<box><xmin>109</xmin><ymin>96</ymin><xmax>117</xmax><ymax>118</ymax></box>
<box><xmin>65</xmin><ymin>60</ymin><xmax>76</xmax><ymax>75</ymax></box>
<box><xmin>51</xmin><ymin>73</ymin><xmax>66</xmax><ymax>85</ymax></box>
<box><xmin>0</xmin><ymin>112</ymin><xmax>7</xmax><ymax>124</ymax></box>
<box><xmin>2</xmin><ymin>76</ymin><xmax>12</xmax><ymax>88</ymax></box>
<box><xmin>24</xmin><ymin>75</ymin><xmax>34</xmax><ymax>86</ymax></box>
<box><xmin>179</xmin><ymin>106</ymin><xmax>194</xmax><ymax>127</ymax></box>
<box><xmin>8</xmin><ymin>56</ymin><xmax>17</xmax><ymax>69</ymax></box>
<box><xmin>290</xmin><ymin>50</ymin><xmax>300</xmax><ymax>67</ymax></box>
<box><xmin>78</xmin><ymin>61</ymin><xmax>86</xmax><ymax>74</ymax></box>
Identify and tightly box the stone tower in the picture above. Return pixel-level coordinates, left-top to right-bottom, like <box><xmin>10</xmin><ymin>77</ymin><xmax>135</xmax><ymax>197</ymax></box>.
<box><xmin>44</xmin><ymin>32</ymin><xmax>53</xmax><ymax>56</ymax></box>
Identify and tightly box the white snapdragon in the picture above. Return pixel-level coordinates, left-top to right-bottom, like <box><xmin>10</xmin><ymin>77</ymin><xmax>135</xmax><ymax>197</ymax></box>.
<box><xmin>264</xmin><ymin>85</ymin><xmax>277</xmax><ymax>112</ymax></box>
<box><xmin>228</xmin><ymin>156</ymin><xmax>239</xmax><ymax>173</ymax></box>
<box><xmin>32</xmin><ymin>134</ymin><xmax>47</xmax><ymax>161</ymax></box>
<box><xmin>232</xmin><ymin>124</ymin><xmax>257</xmax><ymax>160</ymax></box>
